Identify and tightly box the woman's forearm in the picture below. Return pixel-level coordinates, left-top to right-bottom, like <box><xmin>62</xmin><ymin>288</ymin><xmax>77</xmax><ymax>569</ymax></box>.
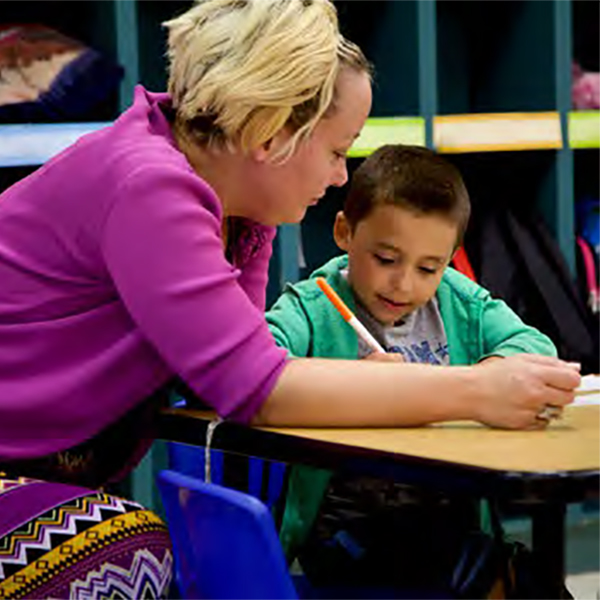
<box><xmin>253</xmin><ymin>354</ymin><xmax>580</xmax><ymax>430</ymax></box>
<box><xmin>254</xmin><ymin>358</ymin><xmax>478</xmax><ymax>427</ymax></box>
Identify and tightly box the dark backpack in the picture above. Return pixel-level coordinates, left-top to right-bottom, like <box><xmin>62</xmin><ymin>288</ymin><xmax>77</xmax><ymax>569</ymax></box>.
<box><xmin>464</xmin><ymin>204</ymin><xmax>599</xmax><ymax>374</ymax></box>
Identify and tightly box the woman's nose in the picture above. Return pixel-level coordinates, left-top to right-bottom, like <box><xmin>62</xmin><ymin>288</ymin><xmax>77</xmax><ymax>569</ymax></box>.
<box><xmin>331</xmin><ymin>161</ymin><xmax>348</xmax><ymax>187</ymax></box>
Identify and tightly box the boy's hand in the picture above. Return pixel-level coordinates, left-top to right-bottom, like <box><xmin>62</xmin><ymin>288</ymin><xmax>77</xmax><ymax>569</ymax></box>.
<box><xmin>363</xmin><ymin>351</ymin><xmax>405</xmax><ymax>363</ymax></box>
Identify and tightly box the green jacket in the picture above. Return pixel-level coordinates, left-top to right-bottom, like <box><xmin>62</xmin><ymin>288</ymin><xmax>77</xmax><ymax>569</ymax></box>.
<box><xmin>266</xmin><ymin>255</ymin><xmax>557</xmax><ymax>558</ymax></box>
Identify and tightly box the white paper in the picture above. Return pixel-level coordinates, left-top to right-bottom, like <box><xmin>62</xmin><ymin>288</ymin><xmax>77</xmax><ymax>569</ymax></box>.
<box><xmin>573</xmin><ymin>374</ymin><xmax>600</xmax><ymax>406</ymax></box>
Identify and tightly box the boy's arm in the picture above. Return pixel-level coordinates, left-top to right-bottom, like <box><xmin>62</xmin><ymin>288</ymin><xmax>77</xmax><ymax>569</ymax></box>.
<box><xmin>480</xmin><ymin>292</ymin><xmax>557</xmax><ymax>358</ymax></box>
<box><xmin>266</xmin><ymin>288</ymin><xmax>312</xmax><ymax>358</ymax></box>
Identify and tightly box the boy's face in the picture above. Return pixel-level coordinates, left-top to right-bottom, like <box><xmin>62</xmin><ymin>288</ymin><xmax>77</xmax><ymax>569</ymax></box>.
<box><xmin>334</xmin><ymin>204</ymin><xmax>458</xmax><ymax>325</ymax></box>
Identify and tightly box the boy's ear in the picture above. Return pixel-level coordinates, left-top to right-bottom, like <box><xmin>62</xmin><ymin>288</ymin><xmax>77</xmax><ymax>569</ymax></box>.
<box><xmin>333</xmin><ymin>211</ymin><xmax>352</xmax><ymax>251</ymax></box>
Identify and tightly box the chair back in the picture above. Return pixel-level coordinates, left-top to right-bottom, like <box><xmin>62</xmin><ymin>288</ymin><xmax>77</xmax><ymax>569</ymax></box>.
<box><xmin>167</xmin><ymin>396</ymin><xmax>288</xmax><ymax>510</ymax></box>
<box><xmin>157</xmin><ymin>469</ymin><xmax>298</xmax><ymax>600</ymax></box>
<box><xmin>168</xmin><ymin>441</ymin><xmax>287</xmax><ymax>510</ymax></box>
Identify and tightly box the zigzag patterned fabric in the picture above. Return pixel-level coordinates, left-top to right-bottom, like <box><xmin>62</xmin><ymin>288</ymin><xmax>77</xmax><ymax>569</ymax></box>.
<box><xmin>0</xmin><ymin>475</ymin><xmax>172</xmax><ymax>599</ymax></box>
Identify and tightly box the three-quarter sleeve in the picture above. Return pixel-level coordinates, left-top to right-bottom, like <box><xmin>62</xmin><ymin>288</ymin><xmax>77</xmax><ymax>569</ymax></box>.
<box><xmin>101</xmin><ymin>162</ymin><xmax>287</xmax><ymax>422</ymax></box>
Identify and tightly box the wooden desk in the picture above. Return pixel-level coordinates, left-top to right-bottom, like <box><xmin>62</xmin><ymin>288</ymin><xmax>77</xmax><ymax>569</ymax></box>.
<box><xmin>159</xmin><ymin>405</ymin><xmax>600</xmax><ymax>596</ymax></box>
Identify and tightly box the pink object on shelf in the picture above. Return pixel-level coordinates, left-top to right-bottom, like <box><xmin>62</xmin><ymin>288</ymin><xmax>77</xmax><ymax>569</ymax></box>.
<box><xmin>572</xmin><ymin>62</ymin><xmax>600</xmax><ymax>110</ymax></box>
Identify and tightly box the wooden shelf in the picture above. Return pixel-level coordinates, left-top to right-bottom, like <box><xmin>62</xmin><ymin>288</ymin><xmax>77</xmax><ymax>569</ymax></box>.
<box><xmin>2</xmin><ymin>110</ymin><xmax>596</xmax><ymax>171</ymax></box>
<box><xmin>348</xmin><ymin>111</ymin><xmax>600</xmax><ymax>156</ymax></box>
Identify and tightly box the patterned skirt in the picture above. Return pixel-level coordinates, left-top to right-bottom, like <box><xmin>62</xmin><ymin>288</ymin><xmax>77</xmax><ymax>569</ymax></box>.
<box><xmin>0</xmin><ymin>475</ymin><xmax>172</xmax><ymax>599</ymax></box>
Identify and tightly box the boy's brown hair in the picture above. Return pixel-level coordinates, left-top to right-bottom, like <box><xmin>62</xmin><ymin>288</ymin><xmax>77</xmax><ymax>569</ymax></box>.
<box><xmin>343</xmin><ymin>144</ymin><xmax>471</xmax><ymax>246</ymax></box>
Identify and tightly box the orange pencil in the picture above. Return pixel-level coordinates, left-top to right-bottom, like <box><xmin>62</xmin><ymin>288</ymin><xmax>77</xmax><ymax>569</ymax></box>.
<box><xmin>315</xmin><ymin>277</ymin><xmax>386</xmax><ymax>354</ymax></box>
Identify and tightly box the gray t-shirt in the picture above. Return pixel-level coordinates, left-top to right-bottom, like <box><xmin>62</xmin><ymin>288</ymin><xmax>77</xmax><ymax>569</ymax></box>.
<box><xmin>341</xmin><ymin>269</ymin><xmax>450</xmax><ymax>365</ymax></box>
<box><xmin>354</xmin><ymin>297</ymin><xmax>450</xmax><ymax>365</ymax></box>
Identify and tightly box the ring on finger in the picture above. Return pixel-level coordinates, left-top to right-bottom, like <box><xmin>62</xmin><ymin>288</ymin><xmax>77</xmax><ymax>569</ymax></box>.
<box><xmin>536</xmin><ymin>404</ymin><xmax>562</xmax><ymax>421</ymax></box>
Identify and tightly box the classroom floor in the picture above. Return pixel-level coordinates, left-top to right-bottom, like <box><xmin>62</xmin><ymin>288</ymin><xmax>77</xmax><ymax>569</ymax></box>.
<box><xmin>507</xmin><ymin>501</ymin><xmax>600</xmax><ymax>600</ymax></box>
<box><xmin>567</xmin><ymin>571</ymin><xmax>600</xmax><ymax>600</ymax></box>
<box><xmin>565</xmin><ymin>510</ymin><xmax>600</xmax><ymax>600</ymax></box>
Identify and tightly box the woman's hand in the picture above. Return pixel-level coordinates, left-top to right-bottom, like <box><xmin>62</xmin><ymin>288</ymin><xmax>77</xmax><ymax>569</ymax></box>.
<box><xmin>472</xmin><ymin>354</ymin><xmax>581</xmax><ymax>430</ymax></box>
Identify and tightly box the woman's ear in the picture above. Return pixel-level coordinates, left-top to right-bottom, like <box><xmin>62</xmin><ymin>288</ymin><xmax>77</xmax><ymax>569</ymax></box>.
<box><xmin>333</xmin><ymin>211</ymin><xmax>352</xmax><ymax>252</ymax></box>
<box><xmin>251</xmin><ymin>129</ymin><xmax>290</xmax><ymax>163</ymax></box>
<box><xmin>251</xmin><ymin>138</ymin><xmax>273</xmax><ymax>163</ymax></box>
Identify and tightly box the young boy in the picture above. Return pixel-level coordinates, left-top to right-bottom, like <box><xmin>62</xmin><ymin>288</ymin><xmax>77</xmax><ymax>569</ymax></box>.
<box><xmin>266</xmin><ymin>144</ymin><xmax>557</xmax><ymax>594</ymax></box>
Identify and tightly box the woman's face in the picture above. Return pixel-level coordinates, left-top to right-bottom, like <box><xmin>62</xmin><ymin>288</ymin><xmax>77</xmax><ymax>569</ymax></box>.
<box><xmin>245</xmin><ymin>69</ymin><xmax>372</xmax><ymax>226</ymax></box>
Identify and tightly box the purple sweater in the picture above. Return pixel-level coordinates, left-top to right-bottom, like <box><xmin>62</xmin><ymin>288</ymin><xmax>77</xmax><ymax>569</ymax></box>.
<box><xmin>0</xmin><ymin>86</ymin><xmax>287</xmax><ymax>460</ymax></box>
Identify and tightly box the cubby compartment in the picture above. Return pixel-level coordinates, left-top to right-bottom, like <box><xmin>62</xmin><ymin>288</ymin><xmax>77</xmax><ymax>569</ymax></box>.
<box><xmin>436</xmin><ymin>0</ymin><xmax>560</xmax><ymax>114</ymax></box>
<box><xmin>574</xmin><ymin>148</ymin><xmax>599</xmax><ymax>269</ymax></box>
<box><xmin>136</xmin><ymin>0</ymin><xmax>190</xmax><ymax>94</ymax></box>
<box><xmin>447</xmin><ymin>151</ymin><xmax>558</xmax><ymax>214</ymax></box>
<box><xmin>573</xmin><ymin>149</ymin><xmax>599</xmax><ymax>309</ymax></box>
<box><xmin>299</xmin><ymin>157</ymin><xmax>363</xmax><ymax>280</ymax></box>
<box><xmin>0</xmin><ymin>0</ymin><xmax>123</xmax><ymax>121</ymax></box>
<box><xmin>574</xmin><ymin>150</ymin><xmax>600</xmax><ymax>202</ymax></box>
<box><xmin>448</xmin><ymin>151</ymin><xmax>566</xmax><ymax>260</ymax></box>
<box><xmin>335</xmin><ymin>0</ymin><xmax>422</xmax><ymax>117</ymax></box>
<box><xmin>572</xmin><ymin>0</ymin><xmax>599</xmax><ymax>73</ymax></box>
<box><xmin>0</xmin><ymin>165</ymin><xmax>39</xmax><ymax>191</ymax></box>
<box><xmin>0</xmin><ymin>1</ymin><xmax>119</xmax><ymax>61</ymax></box>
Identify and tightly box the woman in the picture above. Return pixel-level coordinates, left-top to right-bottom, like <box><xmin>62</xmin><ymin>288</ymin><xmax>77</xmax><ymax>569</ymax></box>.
<box><xmin>0</xmin><ymin>0</ymin><xmax>580</xmax><ymax>597</ymax></box>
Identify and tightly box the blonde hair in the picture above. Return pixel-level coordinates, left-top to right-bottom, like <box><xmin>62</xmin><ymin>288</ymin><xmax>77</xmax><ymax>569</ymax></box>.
<box><xmin>163</xmin><ymin>0</ymin><xmax>370</xmax><ymax>162</ymax></box>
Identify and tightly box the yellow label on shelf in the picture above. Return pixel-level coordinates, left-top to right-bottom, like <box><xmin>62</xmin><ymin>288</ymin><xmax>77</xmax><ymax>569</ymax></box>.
<box><xmin>569</xmin><ymin>111</ymin><xmax>600</xmax><ymax>149</ymax></box>
<box><xmin>434</xmin><ymin>112</ymin><xmax>562</xmax><ymax>153</ymax></box>
<box><xmin>349</xmin><ymin>117</ymin><xmax>425</xmax><ymax>157</ymax></box>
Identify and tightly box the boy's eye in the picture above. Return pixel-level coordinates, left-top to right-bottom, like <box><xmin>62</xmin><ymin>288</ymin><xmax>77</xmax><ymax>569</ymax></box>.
<box><xmin>419</xmin><ymin>266</ymin><xmax>437</xmax><ymax>275</ymax></box>
<box><xmin>333</xmin><ymin>150</ymin><xmax>347</xmax><ymax>160</ymax></box>
<box><xmin>374</xmin><ymin>254</ymin><xmax>395</xmax><ymax>265</ymax></box>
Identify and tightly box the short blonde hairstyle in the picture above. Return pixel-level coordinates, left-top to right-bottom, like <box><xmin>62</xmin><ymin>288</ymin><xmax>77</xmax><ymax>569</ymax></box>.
<box><xmin>163</xmin><ymin>0</ymin><xmax>370</xmax><ymax>162</ymax></box>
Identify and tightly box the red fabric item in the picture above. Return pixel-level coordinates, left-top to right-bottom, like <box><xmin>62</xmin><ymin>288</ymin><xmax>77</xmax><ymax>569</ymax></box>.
<box><xmin>577</xmin><ymin>236</ymin><xmax>599</xmax><ymax>313</ymax></box>
<box><xmin>451</xmin><ymin>246</ymin><xmax>477</xmax><ymax>282</ymax></box>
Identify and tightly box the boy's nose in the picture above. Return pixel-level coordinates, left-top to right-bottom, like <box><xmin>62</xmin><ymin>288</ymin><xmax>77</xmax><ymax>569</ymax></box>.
<box><xmin>390</xmin><ymin>271</ymin><xmax>412</xmax><ymax>294</ymax></box>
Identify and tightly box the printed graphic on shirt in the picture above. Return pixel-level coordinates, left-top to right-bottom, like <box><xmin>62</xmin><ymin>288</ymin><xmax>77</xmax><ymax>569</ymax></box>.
<box><xmin>387</xmin><ymin>340</ymin><xmax>449</xmax><ymax>365</ymax></box>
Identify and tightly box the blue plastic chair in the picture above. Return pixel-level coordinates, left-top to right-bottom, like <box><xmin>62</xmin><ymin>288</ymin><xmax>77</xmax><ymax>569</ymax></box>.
<box><xmin>157</xmin><ymin>469</ymin><xmax>298</xmax><ymax>600</ymax></box>
<box><xmin>167</xmin><ymin>441</ymin><xmax>287</xmax><ymax>510</ymax></box>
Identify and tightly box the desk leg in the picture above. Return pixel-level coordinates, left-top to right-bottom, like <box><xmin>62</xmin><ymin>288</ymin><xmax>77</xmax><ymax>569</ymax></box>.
<box><xmin>531</xmin><ymin>502</ymin><xmax>568</xmax><ymax>599</ymax></box>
